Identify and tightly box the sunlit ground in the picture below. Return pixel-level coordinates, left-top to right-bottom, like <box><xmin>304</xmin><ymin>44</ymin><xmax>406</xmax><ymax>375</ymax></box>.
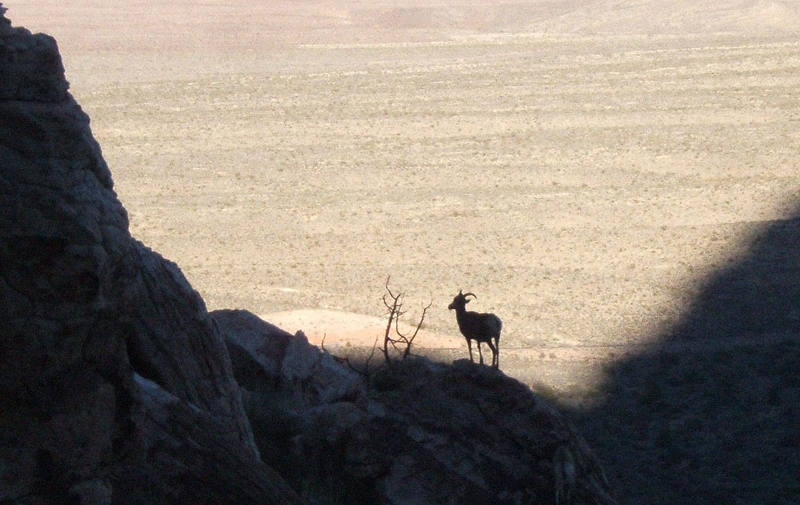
<box><xmin>11</xmin><ymin>0</ymin><xmax>800</xmax><ymax>395</ymax></box>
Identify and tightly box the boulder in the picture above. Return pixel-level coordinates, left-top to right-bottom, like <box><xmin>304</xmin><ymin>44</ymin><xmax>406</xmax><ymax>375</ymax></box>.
<box><xmin>215</xmin><ymin>309</ymin><xmax>365</xmax><ymax>406</ymax></box>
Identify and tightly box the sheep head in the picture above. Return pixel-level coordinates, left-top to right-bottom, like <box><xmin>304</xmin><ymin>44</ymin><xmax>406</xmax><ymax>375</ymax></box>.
<box><xmin>448</xmin><ymin>290</ymin><xmax>476</xmax><ymax>310</ymax></box>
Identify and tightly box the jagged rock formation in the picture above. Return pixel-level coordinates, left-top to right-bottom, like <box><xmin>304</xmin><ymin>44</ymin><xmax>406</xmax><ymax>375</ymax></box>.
<box><xmin>1</xmin><ymin>5</ymin><xmax>614</xmax><ymax>504</ymax></box>
<box><xmin>215</xmin><ymin>309</ymin><xmax>615</xmax><ymax>505</ymax></box>
<box><xmin>0</xmin><ymin>6</ymin><xmax>300</xmax><ymax>504</ymax></box>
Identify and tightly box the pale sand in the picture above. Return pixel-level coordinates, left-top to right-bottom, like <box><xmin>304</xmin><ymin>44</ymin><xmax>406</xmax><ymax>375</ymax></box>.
<box><xmin>8</xmin><ymin>0</ymin><xmax>800</xmax><ymax>393</ymax></box>
<box><xmin>262</xmin><ymin>308</ymin><xmax>463</xmax><ymax>349</ymax></box>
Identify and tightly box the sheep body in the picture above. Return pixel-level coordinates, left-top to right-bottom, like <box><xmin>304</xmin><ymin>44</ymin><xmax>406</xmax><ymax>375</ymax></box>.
<box><xmin>448</xmin><ymin>290</ymin><xmax>502</xmax><ymax>368</ymax></box>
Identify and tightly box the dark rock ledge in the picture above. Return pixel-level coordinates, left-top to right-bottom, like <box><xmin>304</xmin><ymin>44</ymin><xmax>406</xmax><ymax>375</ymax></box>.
<box><xmin>215</xmin><ymin>309</ymin><xmax>615</xmax><ymax>505</ymax></box>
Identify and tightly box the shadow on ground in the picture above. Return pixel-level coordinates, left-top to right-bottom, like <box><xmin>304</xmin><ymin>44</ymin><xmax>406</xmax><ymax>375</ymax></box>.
<box><xmin>566</xmin><ymin>205</ymin><xmax>800</xmax><ymax>504</ymax></box>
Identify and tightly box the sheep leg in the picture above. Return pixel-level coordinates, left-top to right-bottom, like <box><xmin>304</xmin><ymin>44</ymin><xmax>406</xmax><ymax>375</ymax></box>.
<box><xmin>486</xmin><ymin>339</ymin><xmax>498</xmax><ymax>369</ymax></box>
<box><xmin>477</xmin><ymin>342</ymin><xmax>484</xmax><ymax>364</ymax></box>
<box><xmin>467</xmin><ymin>339</ymin><xmax>474</xmax><ymax>362</ymax></box>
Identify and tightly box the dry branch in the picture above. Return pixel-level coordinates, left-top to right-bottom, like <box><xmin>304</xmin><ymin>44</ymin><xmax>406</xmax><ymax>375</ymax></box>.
<box><xmin>381</xmin><ymin>276</ymin><xmax>431</xmax><ymax>364</ymax></box>
<box><xmin>321</xmin><ymin>276</ymin><xmax>431</xmax><ymax>374</ymax></box>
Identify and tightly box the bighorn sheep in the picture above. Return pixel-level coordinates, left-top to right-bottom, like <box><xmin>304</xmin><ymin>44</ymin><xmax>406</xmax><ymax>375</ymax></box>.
<box><xmin>448</xmin><ymin>290</ymin><xmax>502</xmax><ymax>368</ymax></box>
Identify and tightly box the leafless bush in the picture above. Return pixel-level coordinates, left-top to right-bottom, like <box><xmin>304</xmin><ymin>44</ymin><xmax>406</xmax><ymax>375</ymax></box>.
<box><xmin>381</xmin><ymin>276</ymin><xmax>432</xmax><ymax>364</ymax></box>
<box><xmin>323</xmin><ymin>276</ymin><xmax>431</xmax><ymax>376</ymax></box>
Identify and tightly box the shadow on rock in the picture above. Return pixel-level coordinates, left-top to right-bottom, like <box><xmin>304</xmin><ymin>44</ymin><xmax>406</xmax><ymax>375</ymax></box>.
<box><xmin>568</xmin><ymin>209</ymin><xmax>800</xmax><ymax>504</ymax></box>
<box><xmin>213</xmin><ymin>308</ymin><xmax>616</xmax><ymax>505</ymax></box>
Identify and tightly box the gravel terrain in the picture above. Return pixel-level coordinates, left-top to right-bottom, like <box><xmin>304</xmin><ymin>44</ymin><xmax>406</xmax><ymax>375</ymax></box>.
<box><xmin>12</xmin><ymin>0</ymin><xmax>799</xmax><ymax>390</ymax></box>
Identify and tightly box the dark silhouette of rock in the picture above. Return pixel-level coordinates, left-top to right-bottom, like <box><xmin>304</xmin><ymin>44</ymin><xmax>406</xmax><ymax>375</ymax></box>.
<box><xmin>571</xmin><ymin>214</ymin><xmax>800</xmax><ymax>504</ymax></box>
<box><xmin>0</xmin><ymin>7</ymin><xmax>301</xmax><ymax>504</ymax></box>
<box><xmin>214</xmin><ymin>309</ymin><xmax>616</xmax><ymax>505</ymax></box>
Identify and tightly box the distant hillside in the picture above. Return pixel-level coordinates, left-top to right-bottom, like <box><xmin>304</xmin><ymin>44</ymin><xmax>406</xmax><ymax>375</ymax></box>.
<box><xmin>9</xmin><ymin>0</ymin><xmax>799</xmax><ymax>54</ymax></box>
<box><xmin>519</xmin><ymin>0</ymin><xmax>800</xmax><ymax>35</ymax></box>
<box><xmin>352</xmin><ymin>0</ymin><xmax>800</xmax><ymax>35</ymax></box>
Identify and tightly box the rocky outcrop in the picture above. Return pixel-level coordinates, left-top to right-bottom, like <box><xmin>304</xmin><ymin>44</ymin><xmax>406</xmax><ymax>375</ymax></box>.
<box><xmin>0</xmin><ymin>6</ymin><xmax>300</xmax><ymax>504</ymax></box>
<box><xmin>214</xmin><ymin>309</ymin><xmax>616</xmax><ymax>505</ymax></box>
<box><xmin>119</xmin><ymin>374</ymin><xmax>300</xmax><ymax>504</ymax></box>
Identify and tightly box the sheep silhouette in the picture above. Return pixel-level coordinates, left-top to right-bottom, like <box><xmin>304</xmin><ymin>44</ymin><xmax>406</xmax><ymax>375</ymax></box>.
<box><xmin>448</xmin><ymin>290</ymin><xmax>502</xmax><ymax>368</ymax></box>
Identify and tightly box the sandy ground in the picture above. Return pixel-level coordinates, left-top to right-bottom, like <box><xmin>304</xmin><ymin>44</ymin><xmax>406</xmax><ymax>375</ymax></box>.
<box><xmin>263</xmin><ymin>308</ymin><xmax>462</xmax><ymax>349</ymax></box>
<box><xmin>8</xmin><ymin>0</ymin><xmax>800</xmax><ymax>394</ymax></box>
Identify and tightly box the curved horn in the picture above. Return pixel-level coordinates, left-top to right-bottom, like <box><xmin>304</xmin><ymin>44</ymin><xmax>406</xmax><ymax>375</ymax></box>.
<box><xmin>463</xmin><ymin>292</ymin><xmax>477</xmax><ymax>299</ymax></box>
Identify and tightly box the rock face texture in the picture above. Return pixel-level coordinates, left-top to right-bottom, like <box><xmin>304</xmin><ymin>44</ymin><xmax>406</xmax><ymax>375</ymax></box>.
<box><xmin>215</xmin><ymin>309</ymin><xmax>615</xmax><ymax>505</ymax></box>
<box><xmin>0</xmin><ymin>7</ymin><xmax>300</xmax><ymax>504</ymax></box>
<box><xmin>1</xmin><ymin>6</ymin><xmax>613</xmax><ymax>505</ymax></box>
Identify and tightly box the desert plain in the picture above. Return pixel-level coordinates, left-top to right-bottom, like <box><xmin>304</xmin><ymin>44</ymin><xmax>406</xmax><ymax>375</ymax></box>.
<box><xmin>8</xmin><ymin>1</ymin><xmax>800</xmax><ymax>502</ymax></box>
<box><xmin>10</xmin><ymin>0</ymin><xmax>800</xmax><ymax>390</ymax></box>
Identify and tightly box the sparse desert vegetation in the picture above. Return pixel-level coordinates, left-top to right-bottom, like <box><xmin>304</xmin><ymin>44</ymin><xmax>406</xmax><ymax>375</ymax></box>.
<box><xmin>10</xmin><ymin>1</ymin><xmax>800</xmax><ymax>503</ymax></box>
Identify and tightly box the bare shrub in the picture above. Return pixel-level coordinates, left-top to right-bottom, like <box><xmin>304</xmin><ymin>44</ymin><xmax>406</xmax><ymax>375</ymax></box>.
<box><xmin>323</xmin><ymin>276</ymin><xmax>431</xmax><ymax>376</ymax></box>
